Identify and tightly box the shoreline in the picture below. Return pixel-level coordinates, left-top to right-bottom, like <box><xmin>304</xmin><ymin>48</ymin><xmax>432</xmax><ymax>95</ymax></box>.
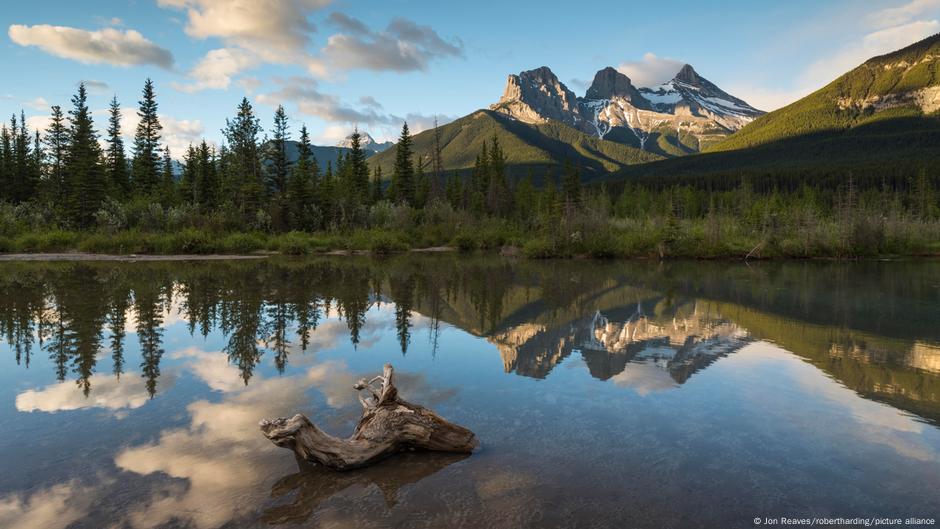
<box><xmin>0</xmin><ymin>253</ymin><xmax>268</xmax><ymax>262</ymax></box>
<box><xmin>0</xmin><ymin>249</ymin><xmax>936</xmax><ymax>262</ymax></box>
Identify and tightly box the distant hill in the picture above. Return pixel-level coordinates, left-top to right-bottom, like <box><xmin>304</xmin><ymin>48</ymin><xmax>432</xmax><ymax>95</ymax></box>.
<box><xmin>368</xmin><ymin>109</ymin><xmax>661</xmax><ymax>182</ymax></box>
<box><xmin>610</xmin><ymin>34</ymin><xmax>940</xmax><ymax>184</ymax></box>
<box><xmin>711</xmin><ymin>33</ymin><xmax>940</xmax><ymax>153</ymax></box>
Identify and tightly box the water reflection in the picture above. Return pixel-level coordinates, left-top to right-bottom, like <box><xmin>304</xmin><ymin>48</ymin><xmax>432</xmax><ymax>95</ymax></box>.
<box><xmin>1</xmin><ymin>257</ymin><xmax>940</xmax><ymax>528</ymax></box>
<box><xmin>2</xmin><ymin>257</ymin><xmax>940</xmax><ymax>424</ymax></box>
<box><xmin>263</xmin><ymin>453</ymin><xmax>469</xmax><ymax>525</ymax></box>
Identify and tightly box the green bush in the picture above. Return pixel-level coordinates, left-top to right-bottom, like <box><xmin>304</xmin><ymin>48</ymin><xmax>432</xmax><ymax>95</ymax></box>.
<box><xmin>584</xmin><ymin>231</ymin><xmax>620</xmax><ymax>258</ymax></box>
<box><xmin>368</xmin><ymin>231</ymin><xmax>409</xmax><ymax>255</ymax></box>
<box><xmin>522</xmin><ymin>237</ymin><xmax>561</xmax><ymax>259</ymax></box>
<box><xmin>218</xmin><ymin>233</ymin><xmax>265</xmax><ymax>254</ymax></box>
<box><xmin>273</xmin><ymin>232</ymin><xmax>312</xmax><ymax>255</ymax></box>
<box><xmin>453</xmin><ymin>232</ymin><xmax>478</xmax><ymax>253</ymax></box>
<box><xmin>14</xmin><ymin>230</ymin><xmax>80</xmax><ymax>252</ymax></box>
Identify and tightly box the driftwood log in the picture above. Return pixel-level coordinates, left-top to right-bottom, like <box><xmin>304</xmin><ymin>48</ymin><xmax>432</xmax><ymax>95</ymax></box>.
<box><xmin>260</xmin><ymin>364</ymin><xmax>478</xmax><ymax>470</ymax></box>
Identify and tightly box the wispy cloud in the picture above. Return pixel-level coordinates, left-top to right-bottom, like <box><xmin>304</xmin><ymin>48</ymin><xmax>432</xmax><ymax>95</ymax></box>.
<box><xmin>172</xmin><ymin>47</ymin><xmax>258</xmax><ymax>93</ymax></box>
<box><xmin>617</xmin><ymin>53</ymin><xmax>685</xmax><ymax>88</ymax></box>
<box><xmin>7</xmin><ymin>24</ymin><xmax>173</xmax><ymax>69</ymax></box>
<box><xmin>310</xmin><ymin>14</ymin><xmax>464</xmax><ymax>76</ymax></box>
<box><xmin>158</xmin><ymin>0</ymin><xmax>329</xmax><ymax>61</ymax></box>
<box><xmin>257</xmin><ymin>77</ymin><xmax>451</xmax><ymax>143</ymax></box>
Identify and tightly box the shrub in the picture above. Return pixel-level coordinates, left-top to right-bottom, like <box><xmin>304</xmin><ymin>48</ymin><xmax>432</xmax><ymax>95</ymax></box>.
<box><xmin>452</xmin><ymin>232</ymin><xmax>478</xmax><ymax>253</ymax></box>
<box><xmin>218</xmin><ymin>233</ymin><xmax>265</xmax><ymax>254</ymax></box>
<box><xmin>522</xmin><ymin>237</ymin><xmax>561</xmax><ymax>259</ymax></box>
<box><xmin>368</xmin><ymin>231</ymin><xmax>409</xmax><ymax>255</ymax></box>
<box><xmin>273</xmin><ymin>232</ymin><xmax>312</xmax><ymax>255</ymax></box>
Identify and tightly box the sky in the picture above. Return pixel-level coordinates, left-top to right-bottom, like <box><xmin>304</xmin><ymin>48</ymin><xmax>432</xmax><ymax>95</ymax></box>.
<box><xmin>1</xmin><ymin>0</ymin><xmax>939</xmax><ymax>154</ymax></box>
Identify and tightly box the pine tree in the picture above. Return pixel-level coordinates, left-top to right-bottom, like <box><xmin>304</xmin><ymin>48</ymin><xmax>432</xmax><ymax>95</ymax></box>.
<box><xmin>348</xmin><ymin>128</ymin><xmax>370</xmax><ymax>205</ymax></box>
<box><xmin>11</xmin><ymin>112</ymin><xmax>38</xmax><ymax>203</ymax></box>
<box><xmin>161</xmin><ymin>146</ymin><xmax>175</xmax><ymax>203</ymax></box>
<box><xmin>486</xmin><ymin>134</ymin><xmax>510</xmax><ymax>215</ymax></box>
<box><xmin>180</xmin><ymin>144</ymin><xmax>198</xmax><ymax>205</ymax></box>
<box><xmin>430</xmin><ymin>116</ymin><xmax>444</xmax><ymax>200</ymax></box>
<box><xmin>371</xmin><ymin>165</ymin><xmax>383</xmax><ymax>203</ymax></box>
<box><xmin>265</xmin><ymin>105</ymin><xmax>291</xmax><ymax>230</ymax></box>
<box><xmin>266</xmin><ymin>105</ymin><xmax>290</xmax><ymax>196</ymax></box>
<box><xmin>561</xmin><ymin>159</ymin><xmax>582</xmax><ymax>214</ymax></box>
<box><xmin>222</xmin><ymin>97</ymin><xmax>263</xmax><ymax>217</ymax></box>
<box><xmin>63</xmin><ymin>83</ymin><xmax>105</xmax><ymax>227</ymax></box>
<box><xmin>287</xmin><ymin>124</ymin><xmax>315</xmax><ymax>230</ymax></box>
<box><xmin>0</xmin><ymin>124</ymin><xmax>10</xmax><ymax>202</ymax></box>
<box><xmin>391</xmin><ymin>122</ymin><xmax>414</xmax><ymax>205</ymax></box>
<box><xmin>196</xmin><ymin>141</ymin><xmax>217</xmax><ymax>211</ymax></box>
<box><xmin>43</xmin><ymin>105</ymin><xmax>69</xmax><ymax>208</ymax></box>
<box><xmin>106</xmin><ymin>96</ymin><xmax>129</xmax><ymax>198</ymax></box>
<box><xmin>131</xmin><ymin>79</ymin><xmax>162</xmax><ymax>196</ymax></box>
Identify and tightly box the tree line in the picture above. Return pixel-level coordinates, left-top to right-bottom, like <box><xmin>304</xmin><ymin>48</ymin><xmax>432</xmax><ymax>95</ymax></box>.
<box><xmin>0</xmin><ymin>78</ymin><xmax>936</xmax><ymax>244</ymax></box>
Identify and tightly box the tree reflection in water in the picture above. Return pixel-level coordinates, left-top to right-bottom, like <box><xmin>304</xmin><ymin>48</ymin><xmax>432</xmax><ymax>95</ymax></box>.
<box><xmin>1</xmin><ymin>256</ymin><xmax>939</xmax><ymax>424</ymax></box>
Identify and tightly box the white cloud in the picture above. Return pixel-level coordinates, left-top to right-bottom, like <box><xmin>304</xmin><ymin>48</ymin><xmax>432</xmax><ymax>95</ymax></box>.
<box><xmin>257</xmin><ymin>76</ymin><xmax>392</xmax><ymax>125</ymax></box>
<box><xmin>869</xmin><ymin>0</ymin><xmax>940</xmax><ymax>28</ymax></box>
<box><xmin>160</xmin><ymin>116</ymin><xmax>206</xmax><ymax>158</ymax></box>
<box><xmin>0</xmin><ymin>481</ymin><xmax>100</xmax><ymax>529</ymax></box>
<box><xmin>617</xmin><ymin>52</ymin><xmax>686</xmax><ymax>88</ymax></box>
<box><xmin>258</xmin><ymin>77</ymin><xmax>451</xmax><ymax>143</ymax></box>
<box><xmin>237</xmin><ymin>76</ymin><xmax>262</xmax><ymax>94</ymax></box>
<box><xmin>173</xmin><ymin>47</ymin><xmax>258</xmax><ymax>93</ymax></box>
<box><xmin>721</xmin><ymin>84</ymin><xmax>813</xmax><ymax>112</ymax></box>
<box><xmin>610</xmin><ymin>361</ymin><xmax>678</xmax><ymax>396</ymax></box>
<box><xmin>157</xmin><ymin>0</ymin><xmax>329</xmax><ymax>62</ymax></box>
<box><xmin>82</xmin><ymin>80</ymin><xmax>110</xmax><ymax>95</ymax></box>
<box><xmin>25</xmin><ymin>115</ymin><xmax>53</xmax><ymax>134</ymax></box>
<box><xmin>24</xmin><ymin>97</ymin><xmax>50</xmax><ymax>111</ymax></box>
<box><xmin>312</xmin><ymin>14</ymin><xmax>463</xmax><ymax>75</ymax></box>
<box><xmin>170</xmin><ymin>347</ymin><xmax>246</xmax><ymax>393</ymax></box>
<box><xmin>15</xmin><ymin>372</ymin><xmax>170</xmax><ymax>413</ymax></box>
<box><xmin>8</xmin><ymin>24</ymin><xmax>173</xmax><ymax>69</ymax></box>
<box><xmin>802</xmin><ymin>19</ymin><xmax>940</xmax><ymax>89</ymax></box>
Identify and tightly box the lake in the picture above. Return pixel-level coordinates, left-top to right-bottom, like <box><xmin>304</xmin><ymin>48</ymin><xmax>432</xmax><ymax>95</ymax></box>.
<box><xmin>1</xmin><ymin>256</ymin><xmax>939</xmax><ymax>529</ymax></box>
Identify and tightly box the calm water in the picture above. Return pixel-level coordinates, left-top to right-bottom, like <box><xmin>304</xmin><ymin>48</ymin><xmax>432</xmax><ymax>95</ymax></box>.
<box><xmin>1</xmin><ymin>256</ymin><xmax>939</xmax><ymax>529</ymax></box>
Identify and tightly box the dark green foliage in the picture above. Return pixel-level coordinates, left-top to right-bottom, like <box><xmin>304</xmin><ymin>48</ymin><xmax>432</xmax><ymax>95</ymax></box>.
<box><xmin>223</xmin><ymin>97</ymin><xmax>264</xmax><ymax>218</ymax></box>
<box><xmin>287</xmin><ymin>124</ymin><xmax>317</xmax><ymax>230</ymax></box>
<box><xmin>131</xmin><ymin>79</ymin><xmax>162</xmax><ymax>196</ymax></box>
<box><xmin>390</xmin><ymin>122</ymin><xmax>415</xmax><ymax>205</ymax></box>
<box><xmin>63</xmin><ymin>83</ymin><xmax>105</xmax><ymax>228</ymax></box>
<box><xmin>106</xmin><ymin>96</ymin><xmax>130</xmax><ymax>199</ymax></box>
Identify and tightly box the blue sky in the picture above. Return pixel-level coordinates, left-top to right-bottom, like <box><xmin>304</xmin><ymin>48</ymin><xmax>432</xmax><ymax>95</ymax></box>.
<box><xmin>2</xmin><ymin>0</ymin><xmax>939</xmax><ymax>152</ymax></box>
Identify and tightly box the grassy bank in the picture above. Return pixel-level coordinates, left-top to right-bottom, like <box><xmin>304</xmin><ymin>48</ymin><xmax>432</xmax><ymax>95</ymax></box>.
<box><xmin>2</xmin><ymin>214</ymin><xmax>939</xmax><ymax>259</ymax></box>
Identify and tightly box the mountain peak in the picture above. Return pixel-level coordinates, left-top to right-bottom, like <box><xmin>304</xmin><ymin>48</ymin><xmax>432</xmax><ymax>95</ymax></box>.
<box><xmin>491</xmin><ymin>65</ymin><xmax>582</xmax><ymax>128</ymax></box>
<box><xmin>585</xmin><ymin>67</ymin><xmax>639</xmax><ymax>101</ymax></box>
<box><xmin>337</xmin><ymin>131</ymin><xmax>393</xmax><ymax>153</ymax></box>
<box><xmin>673</xmin><ymin>64</ymin><xmax>701</xmax><ymax>85</ymax></box>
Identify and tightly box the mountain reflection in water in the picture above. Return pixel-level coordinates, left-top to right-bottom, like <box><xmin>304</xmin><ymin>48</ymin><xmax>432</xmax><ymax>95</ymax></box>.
<box><xmin>1</xmin><ymin>257</ymin><xmax>939</xmax><ymax>423</ymax></box>
<box><xmin>1</xmin><ymin>256</ymin><xmax>939</xmax><ymax>529</ymax></box>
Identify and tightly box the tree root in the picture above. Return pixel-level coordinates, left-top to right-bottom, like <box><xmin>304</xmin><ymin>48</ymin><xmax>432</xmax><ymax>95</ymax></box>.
<box><xmin>260</xmin><ymin>364</ymin><xmax>478</xmax><ymax>470</ymax></box>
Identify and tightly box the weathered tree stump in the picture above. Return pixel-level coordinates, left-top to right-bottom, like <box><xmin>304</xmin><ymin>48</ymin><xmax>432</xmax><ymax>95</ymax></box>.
<box><xmin>260</xmin><ymin>364</ymin><xmax>478</xmax><ymax>470</ymax></box>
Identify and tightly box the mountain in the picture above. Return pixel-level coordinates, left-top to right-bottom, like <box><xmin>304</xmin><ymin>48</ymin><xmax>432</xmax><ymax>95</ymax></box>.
<box><xmin>336</xmin><ymin>132</ymin><xmax>394</xmax><ymax>154</ymax></box>
<box><xmin>368</xmin><ymin>109</ymin><xmax>661</xmax><ymax>181</ymax></box>
<box><xmin>262</xmin><ymin>133</ymin><xmax>386</xmax><ymax>168</ymax></box>
<box><xmin>711</xmin><ymin>33</ymin><xmax>940</xmax><ymax>153</ymax></box>
<box><xmin>612</xmin><ymin>33</ymin><xmax>940</xmax><ymax>181</ymax></box>
<box><xmin>490</xmin><ymin>64</ymin><xmax>764</xmax><ymax>156</ymax></box>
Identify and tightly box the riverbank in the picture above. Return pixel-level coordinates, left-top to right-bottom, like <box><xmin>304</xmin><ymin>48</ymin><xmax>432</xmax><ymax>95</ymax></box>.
<box><xmin>0</xmin><ymin>222</ymin><xmax>938</xmax><ymax>260</ymax></box>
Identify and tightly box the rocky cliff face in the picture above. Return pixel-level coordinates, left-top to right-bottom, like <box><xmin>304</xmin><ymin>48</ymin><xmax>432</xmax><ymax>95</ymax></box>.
<box><xmin>490</xmin><ymin>64</ymin><xmax>765</xmax><ymax>154</ymax></box>
<box><xmin>493</xmin><ymin>66</ymin><xmax>584</xmax><ymax>128</ymax></box>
